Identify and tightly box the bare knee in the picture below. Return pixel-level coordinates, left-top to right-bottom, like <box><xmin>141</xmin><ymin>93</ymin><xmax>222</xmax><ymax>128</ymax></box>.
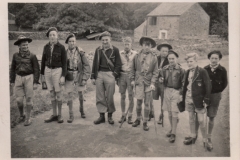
<box><xmin>56</xmin><ymin>91</ymin><xmax>62</xmax><ymax>101</ymax></box>
<box><xmin>16</xmin><ymin>97</ymin><xmax>24</xmax><ymax>106</ymax></box>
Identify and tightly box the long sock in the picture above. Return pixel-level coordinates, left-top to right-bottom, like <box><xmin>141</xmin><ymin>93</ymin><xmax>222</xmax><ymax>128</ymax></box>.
<box><xmin>79</xmin><ymin>92</ymin><xmax>84</xmax><ymax>112</ymax></box>
<box><xmin>195</xmin><ymin>113</ymin><xmax>199</xmax><ymax>135</ymax></box>
<box><xmin>168</xmin><ymin>113</ymin><xmax>172</xmax><ymax>130</ymax></box>
<box><xmin>68</xmin><ymin>100</ymin><xmax>73</xmax><ymax>115</ymax></box>
<box><xmin>172</xmin><ymin>117</ymin><xmax>178</xmax><ymax>134</ymax></box>
<box><xmin>51</xmin><ymin>100</ymin><xmax>57</xmax><ymax>116</ymax></box>
<box><xmin>144</xmin><ymin>108</ymin><xmax>150</xmax><ymax>122</ymax></box>
<box><xmin>18</xmin><ymin>105</ymin><xmax>24</xmax><ymax>116</ymax></box>
<box><xmin>57</xmin><ymin>101</ymin><xmax>62</xmax><ymax>115</ymax></box>
<box><xmin>199</xmin><ymin>121</ymin><xmax>206</xmax><ymax>141</ymax></box>
<box><xmin>208</xmin><ymin>119</ymin><xmax>214</xmax><ymax>138</ymax></box>
<box><xmin>26</xmin><ymin>105</ymin><xmax>32</xmax><ymax>120</ymax></box>
<box><xmin>136</xmin><ymin>106</ymin><xmax>142</xmax><ymax>120</ymax></box>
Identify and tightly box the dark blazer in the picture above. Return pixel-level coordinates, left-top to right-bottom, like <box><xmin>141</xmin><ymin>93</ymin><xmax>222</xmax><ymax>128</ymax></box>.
<box><xmin>182</xmin><ymin>66</ymin><xmax>212</xmax><ymax>109</ymax></box>
<box><xmin>204</xmin><ymin>64</ymin><xmax>228</xmax><ymax>94</ymax></box>
<box><xmin>41</xmin><ymin>42</ymin><xmax>67</xmax><ymax>77</ymax></box>
<box><xmin>91</xmin><ymin>45</ymin><xmax>121</xmax><ymax>79</ymax></box>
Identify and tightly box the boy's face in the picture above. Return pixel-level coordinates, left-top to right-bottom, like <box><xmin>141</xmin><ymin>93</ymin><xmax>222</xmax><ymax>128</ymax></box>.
<box><xmin>187</xmin><ymin>57</ymin><xmax>197</xmax><ymax>69</ymax></box>
<box><xmin>142</xmin><ymin>42</ymin><xmax>152</xmax><ymax>52</ymax></box>
<box><xmin>124</xmin><ymin>43</ymin><xmax>131</xmax><ymax>52</ymax></box>
<box><xmin>18</xmin><ymin>41</ymin><xmax>29</xmax><ymax>52</ymax></box>
<box><xmin>209</xmin><ymin>54</ymin><xmax>220</xmax><ymax>66</ymax></box>
<box><xmin>102</xmin><ymin>36</ymin><xmax>111</xmax><ymax>49</ymax></box>
<box><xmin>159</xmin><ymin>47</ymin><xmax>169</xmax><ymax>58</ymax></box>
<box><xmin>68</xmin><ymin>37</ymin><xmax>76</xmax><ymax>49</ymax></box>
<box><xmin>168</xmin><ymin>54</ymin><xmax>177</xmax><ymax>66</ymax></box>
<box><xmin>49</xmin><ymin>31</ymin><xmax>58</xmax><ymax>43</ymax></box>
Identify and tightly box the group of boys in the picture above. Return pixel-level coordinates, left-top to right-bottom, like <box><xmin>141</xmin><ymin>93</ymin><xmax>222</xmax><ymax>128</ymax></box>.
<box><xmin>10</xmin><ymin>30</ymin><xmax>227</xmax><ymax>151</ymax></box>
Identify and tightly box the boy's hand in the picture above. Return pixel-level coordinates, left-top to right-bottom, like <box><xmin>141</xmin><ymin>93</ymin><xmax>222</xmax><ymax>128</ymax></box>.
<box><xmin>150</xmin><ymin>84</ymin><xmax>155</xmax><ymax>91</ymax></box>
<box><xmin>159</xmin><ymin>77</ymin><xmax>164</xmax><ymax>83</ymax></box>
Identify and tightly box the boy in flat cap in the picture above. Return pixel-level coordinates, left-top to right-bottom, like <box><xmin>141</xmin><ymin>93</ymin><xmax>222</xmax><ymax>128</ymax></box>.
<box><xmin>159</xmin><ymin>50</ymin><xmax>185</xmax><ymax>143</ymax></box>
<box><xmin>149</xmin><ymin>43</ymin><xmax>172</xmax><ymax>124</ymax></box>
<box><xmin>91</xmin><ymin>31</ymin><xmax>122</xmax><ymax>125</ymax></box>
<box><xmin>118</xmin><ymin>37</ymin><xmax>137</xmax><ymax>124</ymax></box>
<box><xmin>64</xmin><ymin>33</ymin><xmax>91</xmax><ymax>123</ymax></box>
<box><xmin>41</xmin><ymin>27</ymin><xmax>67</xmax><ymax>123</ymax></box>
<box><xmin>182</xmin><ymin>53</ymin><xmax>211</xmax><ymax>149</ymax></box>
<box><xmin>129</xmin><ymin>36</ymin><xmax>158</xmax><ymax>131</ymax></box>
<box><xmin>10</xmin><ymin>35</ymin><xmax>40</xmax><ymax>126</ymax></box>
<box><xmin>202</xmin><ymin>50</ymin><xmax>228</xmax><ymax>151</ymax></box>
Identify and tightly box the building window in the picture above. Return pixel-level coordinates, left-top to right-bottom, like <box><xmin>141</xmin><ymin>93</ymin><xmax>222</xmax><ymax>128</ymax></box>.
<box><xmin>149</xmin><ymin>17</ymin><xmax>157</xmax><ymax>25</ymax></box>
<box><xmin>159</xmin><ymin>30</ymin><xmax>168</xmax><ymax>39</ymax></box>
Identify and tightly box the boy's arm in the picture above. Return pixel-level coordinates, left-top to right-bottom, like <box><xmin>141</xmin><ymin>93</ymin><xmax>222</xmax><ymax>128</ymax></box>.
<box><xmin>202</xmin><ymin>69</ymin><xmax>212</xmax><ymax>105</ymax></box>
<box><xmin>151</xmin><ymin>56</ymin><xmax>158</xmax><ymax>85</ymax></box>
<box><xmin>179</xmin><ymin>68</ymin><xmax>186</xmax><ymax>95</ymax></box>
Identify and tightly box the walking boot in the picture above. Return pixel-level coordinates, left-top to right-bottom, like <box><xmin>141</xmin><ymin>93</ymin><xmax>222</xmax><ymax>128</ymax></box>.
<box><xmin>18</xmin><ymin>105</ymin><xmax>25</xmax><ymax>123</ymax></box>
<box><xmin>206</xmin><ymin>138</ymin><xmax>213</xmax><ymax>151</ymax></box>
<box><xmin>108</xmin><ymin>113</ymin><xmax>114</xmax><ymax>124</ymax></box>
<box><xmin>183</xmin><ymin>137</ymin><xmax>197</xmax><ymax>145</ymax></box>
<box><xmin>127</xmin><ymin>116</ymin><xmax>133</xmax><ymax>124</ymax></box>
<box><xmin>169</xmin><ymin>134</ymin><xmax>176</xmax><ymax>143</ymax></box>
<box><xmin>94</xmin><ymin>113</ymin><xmax>105</xmax><ymax>124</ymax></box>
<box><xmin>132</xmin><ymin>119</ymin><xmax>141</xmax><ymax>127</ymax></box>
<box><xmin>143</xmin><ymin>122</ymin><xmax>149</xmax><ymax>131</ymax></box>
<box><xmin>24</xmin><ymin>105</ymin><xmax>32</xmax><ymax>126</ymax></box>
<box><xmin>45</xmin><ymin>100</ymin><xmax>58</xmax><ymax>123</ymax></box>
<box><xmin>166</xmin><ymin>130</ymin><xmax>172</xmax><ymax>137</ymax></box>
<box><xmin>118</xmin><ymin>115</ymin><xmax>126</xmax><ymax>123</ymax></box>
<box><xmin>67</xmin><ymin>113</ymin><xmax>74</xmax><ymax>123</ymax></box>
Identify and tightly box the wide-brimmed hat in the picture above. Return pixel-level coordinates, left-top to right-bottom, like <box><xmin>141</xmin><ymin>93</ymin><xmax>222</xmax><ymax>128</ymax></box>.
<box><xmin>167</xmin><ymin>49</ymin><xmax>179</xmax><ymax>58</ymax></box>
<box><xmin>99</xmin><ymin>31</ymin><xmax>111</xmax><ymax>40</ymax></box>
<box><xmin>46</xmin><ymin>27</ymin><xmax>58</xmax><ymax>37</ymax></box>
<box><xmin>65</xmin><ymin>33</ymin><xmax>76</xmax><ymax>44</ymax></box>
<box><xmin>157</xmin><ymin>43</ymin><xmax>172</xmax><ymax>51</ymax></box>
<box><xmin>139</xmin><ymin>36</ymin><xmax>156</xmax><ymax>48</ymax></box>
<box><xmin>14</xmin><ymin>35</ymin><xmax>32</xmax><ymax>45</ymax></box>
<box><xmin>123</xmin><ymin>37</ymin><xmax>132</xmax><ymax>44</ymax></box>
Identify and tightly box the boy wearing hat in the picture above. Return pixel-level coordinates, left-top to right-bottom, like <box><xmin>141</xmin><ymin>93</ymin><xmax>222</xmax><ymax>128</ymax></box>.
<box><xmin>64</xmin><ymin>33</ymin><xmax>91</xmax><ymax>123</ymax></box>
<box><xmin>129</xmin><ymin>36</ymin><xmax>158</xmax><ymax>131</ymax></box>
<box><xmin>118</xmin><ymin>37</ymin><xmax>137</xmax><ymax>124</ymax></box>
<box><xmin>41</xmin><ymin>27</ymin><xmax>67</xmax><ymax>123</ymax></box>
<box><xmin>182</xmin><ymin>53</ymin><xmax>211</xmax><ymax>149</ymax></box>
<box><xmin>91</xmin><ymin>31</ymin><xmax>122</xmax><ymax>125</ymax></box>
<box><xmin>203</xmin><ymin>50</ymin><xmax>228</xmax><ymax>151</ymax></box>
<box><xmin>149</xmin><ymin>43</ymin><xmax>172</xmax><ymax>124</ymax></box>
<box><xmin>10</xmin><ymin>35</ymin><xmax>40</xmax><ymax>126</ymax></box>
<box><xmin>159</xmin><ymin>50</ymin><xmax>185</xmax><ymax>143</ymax></box>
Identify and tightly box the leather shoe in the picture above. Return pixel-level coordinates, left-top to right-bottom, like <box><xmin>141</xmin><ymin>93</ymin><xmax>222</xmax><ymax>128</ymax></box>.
<box><xmin>128</xmin><ymin>116</ymin><xmax>133</xmax><ymax>124</ymax></box>
<box><xmin>108</xmin><ymin>117</ymin><xmax>114</xmax><ymax>124</ymax></box>
<box><xmin>58</xmin><ymin>115</ymin><xmax>64</xmax><ymax>123</ymax></box>
<box><xmin>169</xmin><ymin>134</ymin><xmax>176</xmax><ymax>143</ymax></box>
<box><xmin>118</xmin><ymin>116</ymin><xmax>126</xmax><ymax>123</ymax></box>
<box><xmin>166</xmin><ymin>130</ymin><xmax>172</xmax><ymax>137</ymax></box>
<box><xmin>44</xmin><ymin>115</ymin><xmax>58</xmax><ymax>123</ymax></box>
<box><xmin>94</xmin><ymin>113</ymin><xmax>105</xmax><ymax>124</ymax></box>
<box><xmin>24</xmin><ymin>119</ymin><xmax>32</xmax><ymax>126</ymax></box>
<box><xmin>183</xmin><ymin>137</ymin><xmax>197</xmax><ymax>145</ymax></box>
<box><xmin>143</xmin><ymin>122</ymin><xmax>149</xmax><ymax>131</ymax></box>
<box><xmin>132</xmin><ymin>119</ymin><xmax>141</xmax><ymax>127</ymax></box>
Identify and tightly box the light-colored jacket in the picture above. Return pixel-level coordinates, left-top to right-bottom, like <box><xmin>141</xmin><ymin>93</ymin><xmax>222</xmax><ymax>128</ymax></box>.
<box><xmin>129</xmin><ymin>49</ymin><xmax>158</xmax><ymax>86</ymax></box>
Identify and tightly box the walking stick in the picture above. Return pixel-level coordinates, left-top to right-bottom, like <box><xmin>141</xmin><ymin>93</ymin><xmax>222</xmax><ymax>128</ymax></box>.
<box><xmin>119</xmin><ymin>105</ymin><xmax>130</xmax><ymax>128</ymax></box>
<box><xmin>150</xmin><ymin>90</ymin><xmax>158</xmax><ymax>137</ymax></box>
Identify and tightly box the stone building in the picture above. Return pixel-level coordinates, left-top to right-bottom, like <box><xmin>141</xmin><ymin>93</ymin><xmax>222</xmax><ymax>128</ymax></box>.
<box><xmin>134</xmin><ymin>2</ymin><xmax>210</xmax><ymax>42</ymax></box>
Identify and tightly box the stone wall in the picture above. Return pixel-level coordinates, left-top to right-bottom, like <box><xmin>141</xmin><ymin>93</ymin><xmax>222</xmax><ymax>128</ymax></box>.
<box><xmin>179</xmin><ymin>3</ymin><xmax>209</xmax><ymax>40</ymax></box>
<box><xmin>9</xmin><ymin>31</ymin><xmax>71</xmax><ymax>40</ymax></box>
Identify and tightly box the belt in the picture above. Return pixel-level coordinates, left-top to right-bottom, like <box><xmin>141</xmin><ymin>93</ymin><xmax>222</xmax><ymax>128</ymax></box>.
<box><xmin>47</xmin><ymin>66</ymin><xmax>61</xmax><ymax>69</ymax></box>
<box><xmin>167</xmin><ymin>86</ymin><xmax>180</xmax><ymax>90</ymax></box>
<box><xmin>16</xmin><ymin>73</ymin><xmax>32</xmax><ymax>77</ymax></box>
<box><xmin>67</xmin><ymin>69</ymin><xmax>78</xmax><ymax>72</ymax></box>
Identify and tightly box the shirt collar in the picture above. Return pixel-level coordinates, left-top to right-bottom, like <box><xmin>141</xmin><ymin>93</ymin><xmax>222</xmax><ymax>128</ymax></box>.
<box><xmin>48</xmin><ymin>41</ymin><xmax>60</xmax><ymax>46</ymax></box>
<box><xmin>121</xmin><ymin>49</ymin><xmax>133</xmax><ymax>55</ymax></box>
<box><xmin>19</xmin><ymin>50</ymin><xmax>30</xmax><ymax>57</ymax></box>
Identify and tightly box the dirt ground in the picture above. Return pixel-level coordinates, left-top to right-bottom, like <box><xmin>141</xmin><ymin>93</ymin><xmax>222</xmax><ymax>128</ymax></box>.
<box><xmin>11</xmin><ymin>56</ymin><xmax>229</xmax><ymax>158</ymax></box>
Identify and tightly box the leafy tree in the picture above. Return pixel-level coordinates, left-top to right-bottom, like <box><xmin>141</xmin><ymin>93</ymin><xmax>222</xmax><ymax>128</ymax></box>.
<box><xmin>15</xmin><ymin>4</ymin><xmax>38</xmax><ymax>28</ymax></box>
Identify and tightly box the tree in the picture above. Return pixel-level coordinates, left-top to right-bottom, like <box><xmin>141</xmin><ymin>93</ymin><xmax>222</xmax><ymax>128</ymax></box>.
<box><xmin>15</xmin><ymin>4</ymin><xmax>38</xmax><ymax>28</ymax></box>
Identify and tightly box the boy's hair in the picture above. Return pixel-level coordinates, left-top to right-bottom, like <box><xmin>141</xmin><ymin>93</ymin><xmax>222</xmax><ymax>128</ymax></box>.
<box><xmin>185</xmin><ymin>52</ymin><xmax>199</xmax><ymax>61</ymax></box>
<box><xmin>208</xmin><ymin>50</ymin><xmax>222</xmax><ymax>59</ymax></box>
<box><xmin>142</xmin><ymin>40</ymin><xmax>152</xmax><ymax>46</ymax></box>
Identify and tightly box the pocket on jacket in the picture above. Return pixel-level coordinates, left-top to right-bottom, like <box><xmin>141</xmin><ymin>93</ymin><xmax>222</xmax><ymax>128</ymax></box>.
<box><xmin>196</xmin><ymin>79</ymin><xmax>203</xmax><ymax>87</ymax></box>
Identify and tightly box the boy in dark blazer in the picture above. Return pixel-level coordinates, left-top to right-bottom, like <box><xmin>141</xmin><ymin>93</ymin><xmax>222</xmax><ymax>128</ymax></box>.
<box><xmin>182</xmin><ymin>53</ymin><xmax>211</xmax><ymax>149</ymax></box>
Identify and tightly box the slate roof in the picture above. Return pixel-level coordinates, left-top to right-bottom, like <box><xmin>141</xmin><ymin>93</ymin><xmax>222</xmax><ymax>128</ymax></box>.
<box><xmin>147</xmin><ymin>2</ymin><xmax>196</xmax><ymax>16</ymax></box>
